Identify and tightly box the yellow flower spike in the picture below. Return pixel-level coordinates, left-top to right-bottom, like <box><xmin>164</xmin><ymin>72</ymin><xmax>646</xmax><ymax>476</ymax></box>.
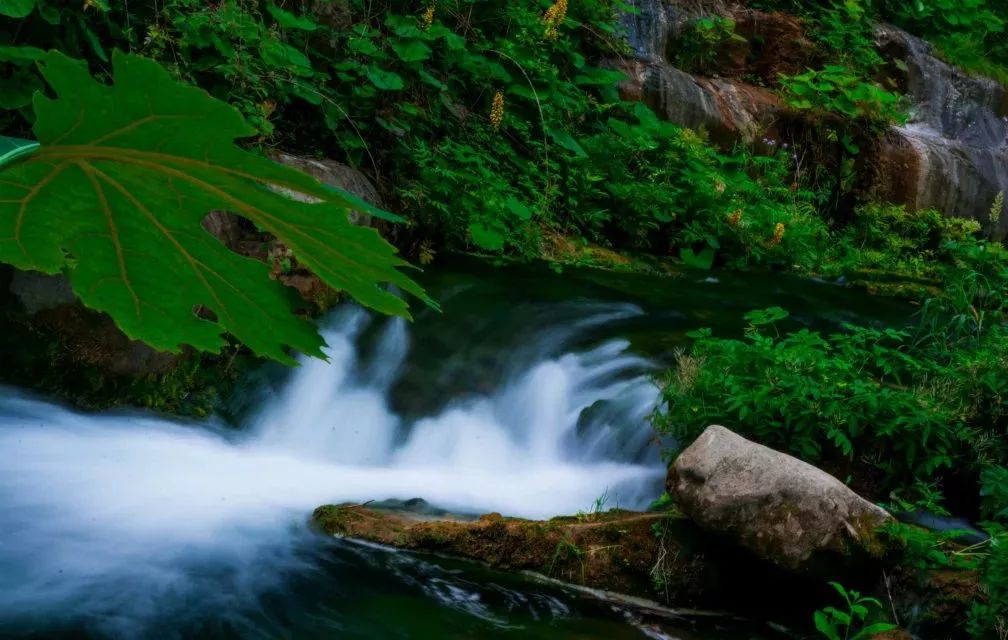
<box><xmin>727</xmin><ymin>209</ymin><xmax>742</xmax><ymax>227</ymax></box>
<box><xmin>421</xmin><ymin>4</ymin><xmax>435</xmax><ymax>29</ymax></box>
<box><xmin>490</xmin><ymin>91</ymin><xmax>505</xmax><ymax>130</ymax></box>
<box><xmin>767</xmin><ymin>222</ymin><xmax>786</xmax><ymax>248</ymax></box>
<box><xmin>543</xmin><ymin>0</ymin><xmax>568</xmax><ymax>40</ymax></box>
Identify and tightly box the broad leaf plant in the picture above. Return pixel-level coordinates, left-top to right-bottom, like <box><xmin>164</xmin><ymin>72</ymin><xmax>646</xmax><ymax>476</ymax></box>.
<box><xmin>0</xmin><ymin>51</ymin><xmax>430</xmax><ymax>364</ymax></box>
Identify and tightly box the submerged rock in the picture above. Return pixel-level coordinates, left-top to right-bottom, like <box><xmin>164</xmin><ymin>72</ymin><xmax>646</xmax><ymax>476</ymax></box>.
<box><xmin>667</xmin><ymin>425</ymin><xmax>891</xmax><ymax>571</ymax></box>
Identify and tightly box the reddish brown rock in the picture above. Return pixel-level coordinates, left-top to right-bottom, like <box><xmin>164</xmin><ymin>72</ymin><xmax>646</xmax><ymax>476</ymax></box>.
<box><xmin>614</xmin><ymin>58</ymin><xmax>780</xmax><ymax>145</ymax></box>
<box><xmin>731</xmin><ymin>8</ymin><xmax>813</xmax><ymax>81</ymax></box>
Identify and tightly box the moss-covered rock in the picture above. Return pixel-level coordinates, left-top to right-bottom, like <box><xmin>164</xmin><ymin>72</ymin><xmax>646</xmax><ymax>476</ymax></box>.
<box><xmin>312</xmin><ymin>505</ymin><xmax>722</xmax><ymax>606</ymax></box>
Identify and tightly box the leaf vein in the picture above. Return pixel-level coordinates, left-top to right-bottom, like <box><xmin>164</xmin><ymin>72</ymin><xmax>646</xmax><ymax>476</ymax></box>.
<box><xmin>15</xmin><ymin>160</ymin><xmax>71</xmax><ymax>259</ymax></box>
<box><xmin>78</xmin><ymin>161</ymin><xmax>141</xmax><ymax>321</ymax></box>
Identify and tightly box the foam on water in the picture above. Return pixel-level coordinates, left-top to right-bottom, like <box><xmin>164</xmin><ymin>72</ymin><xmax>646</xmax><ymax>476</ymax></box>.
<box><xmin>0</xmin><ymin>307</ymin><xmax>663</xmax><ymax>636</ymax></box>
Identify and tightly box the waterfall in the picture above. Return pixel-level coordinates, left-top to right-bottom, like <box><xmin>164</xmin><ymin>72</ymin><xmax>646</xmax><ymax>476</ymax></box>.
<box><xmin>0</xmin><ymin>305</ymin><xmax>664</xmax><ymax>637</ymax></box>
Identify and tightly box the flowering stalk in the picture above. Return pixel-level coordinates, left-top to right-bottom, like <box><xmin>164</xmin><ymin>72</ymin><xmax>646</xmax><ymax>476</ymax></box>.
<box><xmin>420</xmin><ymin>4</ymin><xmax>435</xmax><ymax>29</ymax></box>
<box><xmin>767</xmin><ymin>222</ymin><xmax>786</xmax><ymax>248</ymax></box>
<box><xmin>490</xmin><ymin>91</ymin><xmax>505</xmax><ymax>130</ymax></box>
<box><xmin>543</xmin><ymin>0</ymin><xmax>568</xmax><ymax>40</ymax></box>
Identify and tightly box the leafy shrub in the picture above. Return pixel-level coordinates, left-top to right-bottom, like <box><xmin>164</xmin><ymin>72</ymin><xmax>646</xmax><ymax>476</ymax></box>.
<box><xmin>2</xmin><ymin>0</ymin><xmax>633</xmax><ymax>255</ymax></box>
<box><xmin>811</xmin><ymin>0</ymin><xmax>884</xmax><ymax>74</ymax></box>
<box><xmin>756</xmin><ymin>0</ymin><xmax>1008</xmax><ymax>81</ymax></box>
<box><xmin>568</xmin><ymin>103</ymin><xmax>830</xmax><ymax>270</ymax></box>
<box><xmin>970</xmin><ymin>468</ymin><xmax>1008</xmax><ymax>639</ymax></box>
<box><xmin>831</xmin><ymin>203</ymin><xmax>981</xmax><ymax>280</ymax></box>
<box><xmin>780</xmin><ymin>65</ymin><xmax>907</xmax><ymax>133</ymax></box>
<box><xmin>654</xmin><ymin>236</ymin><xmax>1008</xmax><ymax>499</ymax></box>
<box><xmin>3</xmin><ymin>0</ymin><xmax>846</xmax><ymax>267</ymax></box>
<box><xmin>672</xmin><ymin>16</ymin><xmax>746</xmax><ymax>75</ymax></box>
<box><xmin>969</xmin><ymin>536</ymin><xmax>1008</xmax><ymax>640</ymax></box>
<box><xmin>870</xmin><ymin>0</ymin><xmax>1008</xmax><ymax>82</ymax></box>
<box><xmin>656</xmin><ymin>312</ymin><xmax>976</xmax><ymax>484</ymax></box>
<box><xmin>0</xmin><ymin>51</ymin><xmax>428</xmax><ymax>362</ymax></box>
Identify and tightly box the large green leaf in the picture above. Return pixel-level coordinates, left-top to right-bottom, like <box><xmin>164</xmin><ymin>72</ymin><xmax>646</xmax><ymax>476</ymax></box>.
<box><xmin>0</xmin><ymin>51</ymin><xmax>431</xmax><ymax>364</ymax></box>
<box><xmin>0</xmin><ymin>0</ymin><xmax>35</xmax><ymax>18</ymax></box>
<box><xmin>266</xmin><ymin>3</ymin><xmax>318</xmax><ymax>31</ymax></box>
<box><xmin>365</xmin><ymin>66</ymin><xmax>405</xmax><ymax>91</ymax></box>
<box><xmin>390</xmin><ymin>40</ymin><xmax>432</xmax><ymax>63</ymax></box>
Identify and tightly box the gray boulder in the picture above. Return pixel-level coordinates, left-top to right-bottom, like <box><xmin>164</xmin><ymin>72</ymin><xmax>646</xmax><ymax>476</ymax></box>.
<box><xmin>667</xmin><ymin>425</ymin><xmax>891</xmax><ymax>571</ymax></box>
<box><xmin>271</xmin><ymin>152</ymin><xmax>382</xmax><ymax>226</ymax></box>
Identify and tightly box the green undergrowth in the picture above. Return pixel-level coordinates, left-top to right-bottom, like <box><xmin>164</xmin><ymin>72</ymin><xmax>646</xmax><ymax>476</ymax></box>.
<box><xmin>3</xmin><ymin>0</ymin><xmax>993</xmax><ymax>286</ymax></box>
<box><xmin>654</xmin><ymin>229</ymin><xmax>1008</xmax><ymax>637</ymax></box>
<box><xmin>756</xmin><ymin>0</ymin><xmax>1008</xmax><ymax>83</ymax></box>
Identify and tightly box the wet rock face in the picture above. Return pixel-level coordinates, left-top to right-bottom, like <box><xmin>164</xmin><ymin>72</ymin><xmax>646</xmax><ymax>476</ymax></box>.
<box><xmin>621</xmin><ymin>0</ymin><xmax>673</xmax><ymax>62</ymax></box>
<box><xmin>667</xmin><ymin>425</ymin><xmax>892</xmax><ymax>571</ymax></box>
<box><xmin>619</xmin><ymin>0</ymin><xmax>736</xmax><ymax>62</ymax></box>
<box><xmin>872</xmin><ymin>26</ymin><xmax>1008</xmax><ymax>234</ymax></box>
<box><xmin>615</xmin><ymin>1</ymin><xmax>789</xmax><ymax>145</ymax></box>
<box><xmin>613</xmin><ymin>59</ymin><xmax>781</xmax><ymax>145</ymax></box>
<box><xmin>618</xmin><ymin>4</ymin><xmax>1008</xmax><ymax>228</ymax></box>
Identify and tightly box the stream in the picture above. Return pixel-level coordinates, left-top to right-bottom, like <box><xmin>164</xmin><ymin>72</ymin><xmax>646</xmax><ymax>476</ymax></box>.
<box><xmin>0</xmin><ymin>258</ymin><xmax>911</xmax><ymax>640</ymax></box>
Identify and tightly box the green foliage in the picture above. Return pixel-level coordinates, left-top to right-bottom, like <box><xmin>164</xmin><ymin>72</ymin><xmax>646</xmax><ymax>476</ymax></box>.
<box><xmin>648</xmin><ymin>491</ymin><xmax>676</xmax><ymax>512</ymax></box>
<box><xmin>658</xmin><ymin>230</ymin><xmax>1008</xmax><ymax>638</ymax></box>
<box><xmin>881</xmin><ymin>520</ymin><xmax>983</xmax><ymax>572</ymax></box>
<box><xmin>672</xmin><ymin>16</ymin><xmax>746</xmax><ymax>75</ymax></box>
<box><xmin>814</xmin><ymin>582</ymin><xmax>897</xmax><ymax>640</ymax></box>
<box><xmin>145</xmin><ymin>0</ymin><xmax>330</xmax><ymax>136</ymax></box>
<box><xmin>831</xmin><ymin>203</ymin><xmax>981</xmax><ymax>280</ymax></box>
<box><xmin>812</xmin><ymin>1</ymin><xmax>884</xmax><ymax>74</ymax></box>
<box><xmin>759</xmin><ymin>0</ymin><xmax>1008</xmax><ymax>83</ymax></box>
<box><xmin>0</xmin><ymin>50</ymin><xmax>427</xmax><ymax>364</ymax></box>
<box><xmin>982</xmin><ymin>467</ymin><xmax>1008</xmax><ymax>522</ymax></box>
<box><xmin>576</xmin><ymin>487</ymin><xmax>612</xmax><ymax>522</ymax></box>
<box><xmin>654</xmin><ymin>236</ymin><xmax>1008</xmax><ymax>499</ymax></box>
<box><xmin>780</xmin><ymin>65</ymin><xmax>907</xmax><ymax>135</ymax></box>
<box><xmin>657</xmin><ymin>312</ymin><xmax>973</xmax><ymax>482</ymax></box>
<box><xmin>969</xmin><ymin>533</ymin><xmax>1008</xmax><ymax>640</ymax></box>
<box><xmin>970</xmin><ymin>468</ymin><xmax>1008</xmax><ymax>639</ymax></box>
<box><xmin>569</xmin><ymin>104</ymin><xmax>829</xmax><ymax>269</ymax></box>
<box><xmin>2</xmin><ymin>0</ymin><xmax>844</xmax><ymax>267</ymax></box>
<box><xmin>870</xmin><ymin>0</ymin><xmax>1008</xmax><ymax>82</ymax></box>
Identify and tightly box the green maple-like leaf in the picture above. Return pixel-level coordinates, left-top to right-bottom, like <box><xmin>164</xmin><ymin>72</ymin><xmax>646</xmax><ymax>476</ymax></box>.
<box><xmin>0</xmin><ymin>51</ymin><xmax>431</xmax><ymax>364</ymax></box>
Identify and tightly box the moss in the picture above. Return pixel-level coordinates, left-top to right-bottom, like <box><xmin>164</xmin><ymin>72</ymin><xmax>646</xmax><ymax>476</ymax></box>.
<box><xmin>311</xmin><ymin>505</ymin><xmax>715</xmax><ymax>605</ymax></box>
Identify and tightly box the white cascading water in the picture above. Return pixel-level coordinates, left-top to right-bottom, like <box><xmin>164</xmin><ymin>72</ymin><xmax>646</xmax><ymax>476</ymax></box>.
<box><xmin>0</xmin><ymin>306</ymin><xmax>664</xmax><ymax>636</ymax></box>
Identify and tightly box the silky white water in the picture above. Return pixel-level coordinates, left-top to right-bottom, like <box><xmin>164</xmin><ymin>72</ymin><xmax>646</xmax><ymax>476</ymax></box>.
<box><xmin>0</xmin><ymin>306</ymin><xmax>663</xmax><ymax>636</ymax></box>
